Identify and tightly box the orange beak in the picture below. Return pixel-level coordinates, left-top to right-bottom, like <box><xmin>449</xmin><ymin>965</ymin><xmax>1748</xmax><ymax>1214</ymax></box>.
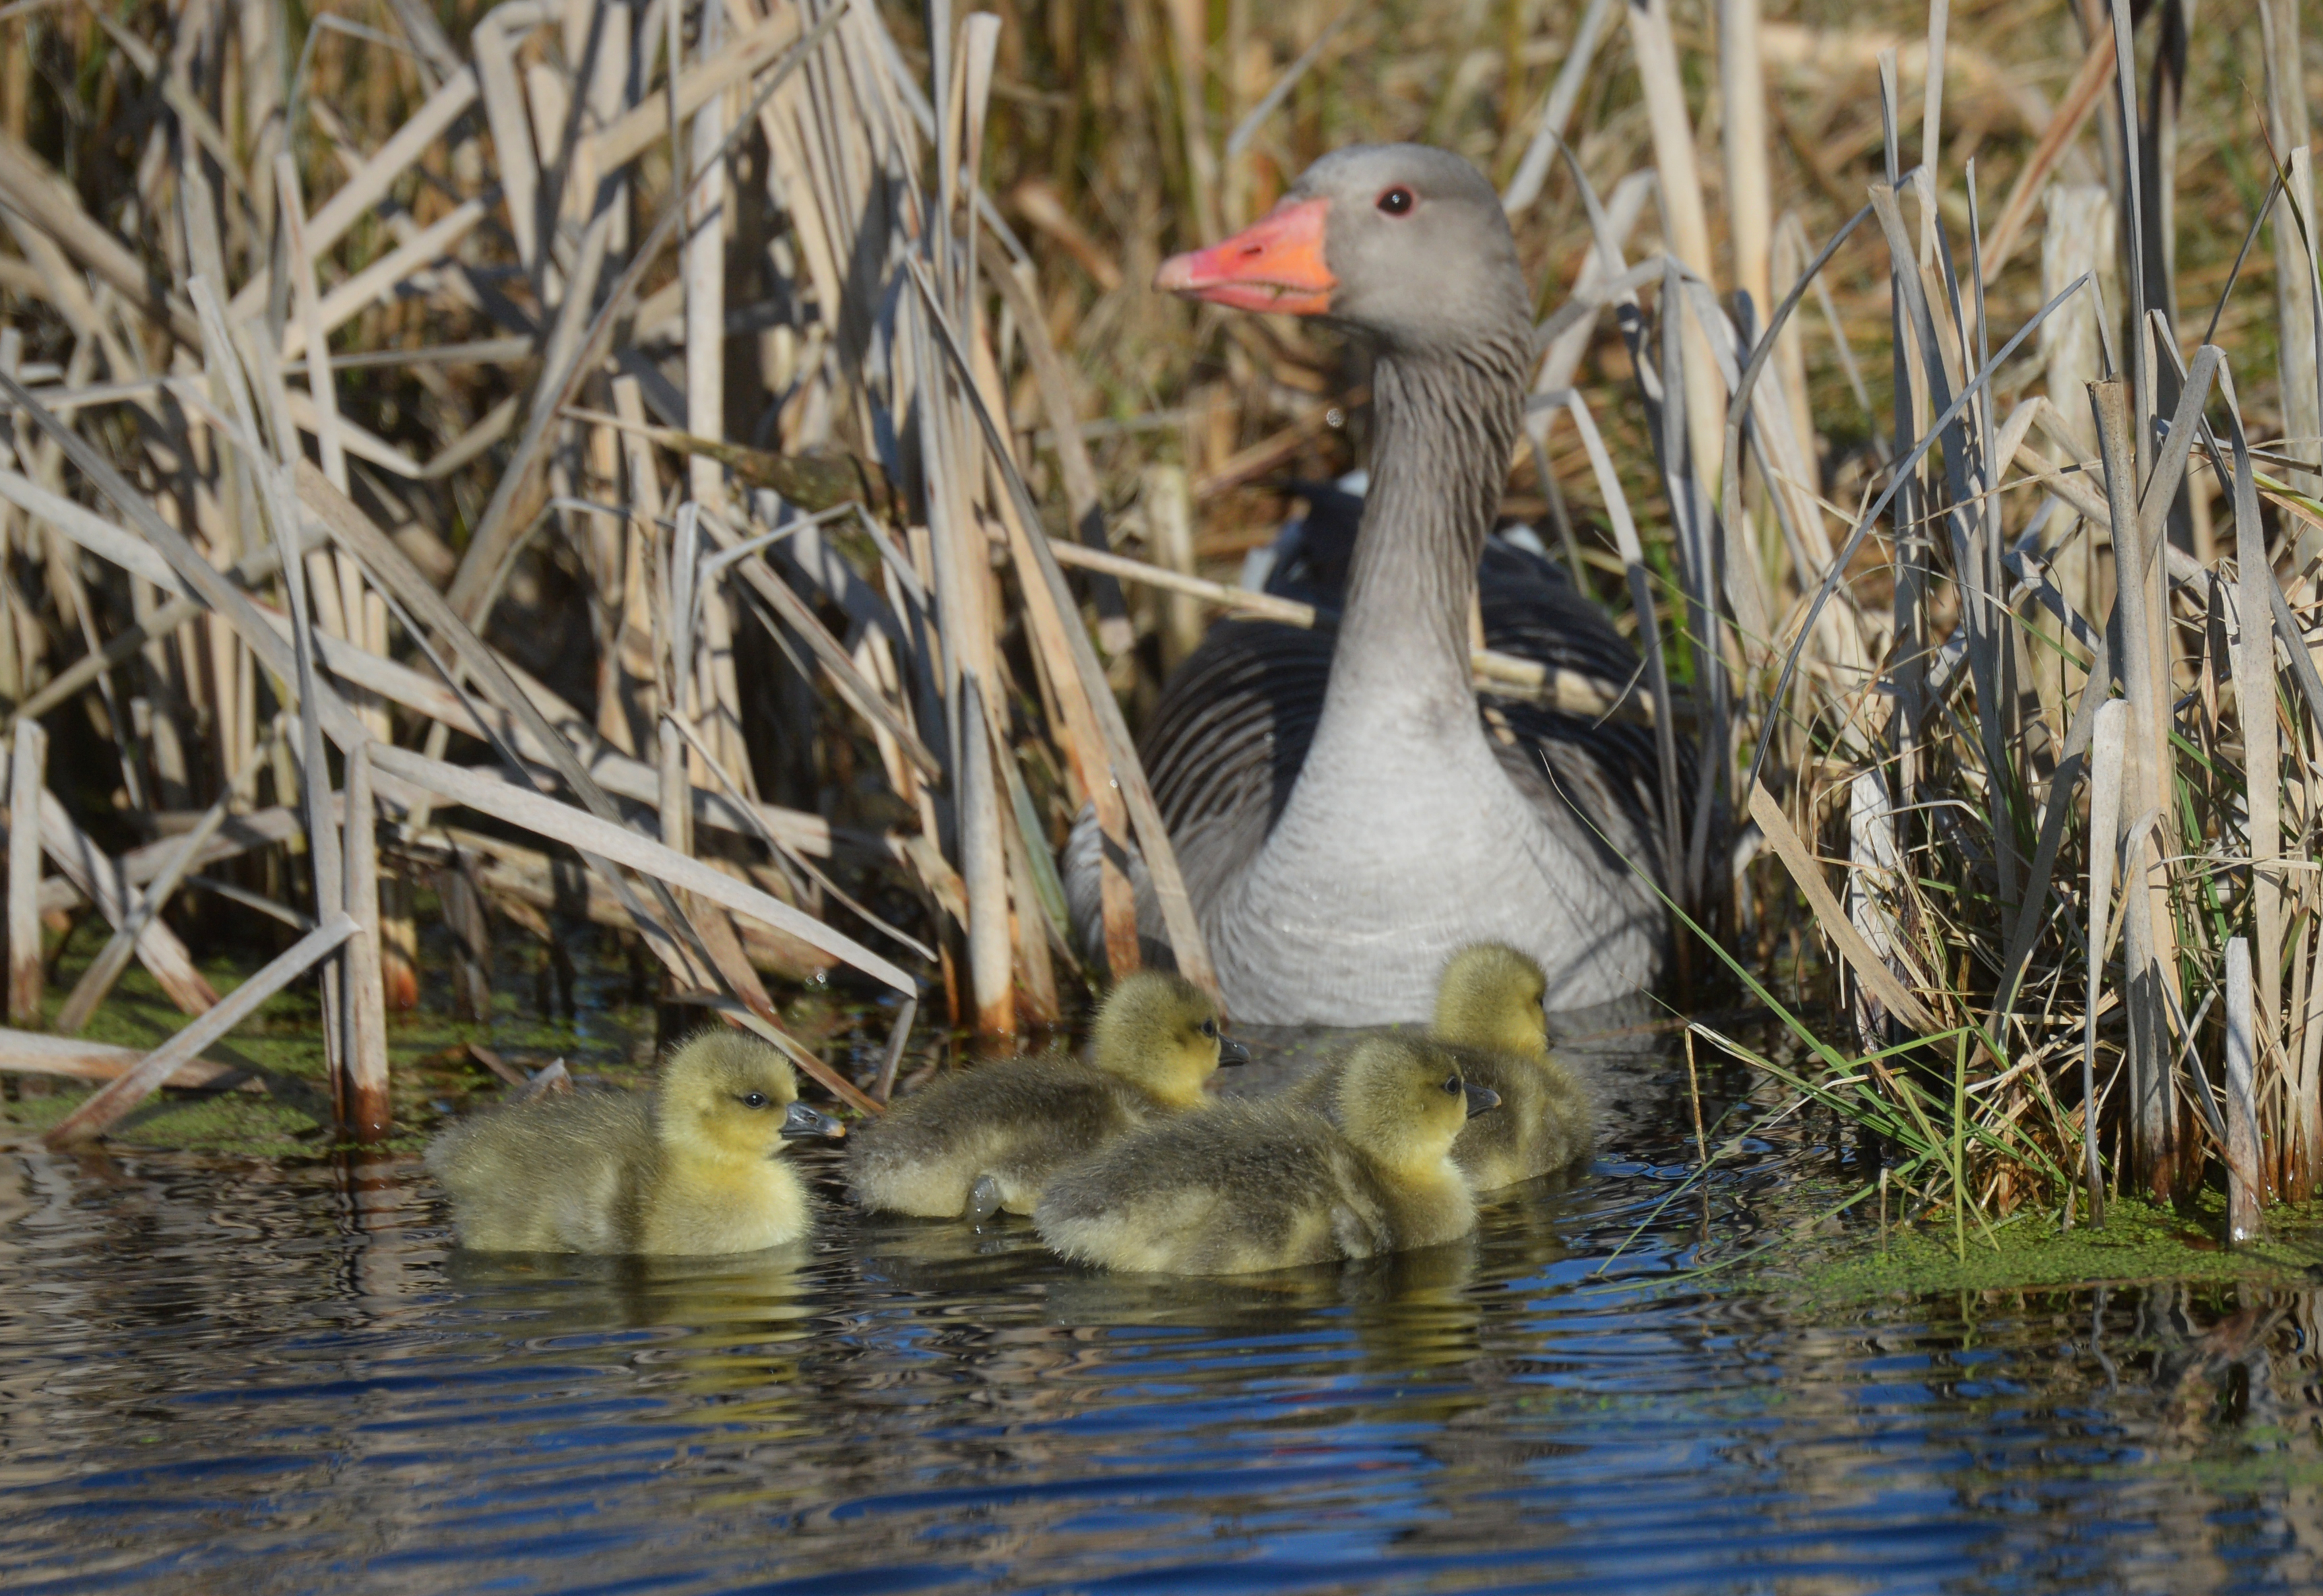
<box><xmin>1153</xmin><ymin>198</ymin><xmax>1334</xmax><ymax>315</ymax></box>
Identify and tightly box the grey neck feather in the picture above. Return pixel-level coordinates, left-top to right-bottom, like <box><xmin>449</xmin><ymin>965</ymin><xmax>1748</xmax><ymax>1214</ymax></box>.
<box><xmin>1314</xmin><ymin>327</ymin><xmax>1533</xmax><ymax>740</ymax></box>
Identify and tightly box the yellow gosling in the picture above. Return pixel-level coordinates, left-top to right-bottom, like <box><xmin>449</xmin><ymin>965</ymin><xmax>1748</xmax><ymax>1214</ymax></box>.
<box><xmin>846</xmin><ymin>972</ymin><xmax>1246</xmax><ymax>1219</ymax></box>
<box><xmin>1279</xmin><ymin>945</ymin><xmax>1593</xmax><ymax>1191</ymax></box>
<box><xmin>1033</xmin><ymin>1034</ymin><xmax>1495</xmax><ymax>1275</ymax></box>
<box><xmin>1429</xmin><ymin>943</ymin><xmax>1595</xmax><ymax>1190</ymax></box>
<box><xmin>425</xmin><ymin>1030</ymin><xmax>843</xmax><ymax>1255</ymax></box>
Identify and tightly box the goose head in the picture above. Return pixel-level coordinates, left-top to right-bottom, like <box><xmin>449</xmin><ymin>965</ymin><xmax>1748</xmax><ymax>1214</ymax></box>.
<box><xmin>1155</xmin><ymin>143</ymin><xmax>1531</xmax><ymax>357</ymax></box>
<box><xmin>1335</xmin><ymin>1035</ymin><xmax>1498</xmax><ymax>1176</ymax></box>
<box><xmin>1089</xmin><ymin>971</ymin><xmax>1248</xmax><ymax>1107</ymax></box>
<box><xmin>1433</xmin><ymin>943</ymin><xmax>1551</xmax><ymax>1058</ymax></box>
<box><xmin>654</xmin><ymin>1030</ymin><xmax>844</xmax><ymax>1163</ymax></box>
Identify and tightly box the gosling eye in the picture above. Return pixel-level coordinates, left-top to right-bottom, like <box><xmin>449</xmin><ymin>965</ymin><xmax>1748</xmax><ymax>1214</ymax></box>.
<box><xmin>1377</xmin><ymin>186</ymin><xmax>1414</xmax><ymax>216</ymax></box>
<box><xmin>1441</xmin><ymin>1075</ymin><xmax>1462</xmax><ymax>1097</ymax></box>
<box><xmin>1198</xmin><ymin>1018</ymin><xmax>1218</xmax><ymax>1039</ymax></box>
<box><xmin>738</xmin><ymin>1091</ymin><xmax>770</xmax><ymax>1110</ymax></box>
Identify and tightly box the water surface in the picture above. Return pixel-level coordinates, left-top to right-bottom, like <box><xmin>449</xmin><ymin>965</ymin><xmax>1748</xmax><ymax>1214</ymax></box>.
<box><xmin>3</xmin><ymin>1020</ymin><xmax>2321</xmax><ymax>1593</ymax></box>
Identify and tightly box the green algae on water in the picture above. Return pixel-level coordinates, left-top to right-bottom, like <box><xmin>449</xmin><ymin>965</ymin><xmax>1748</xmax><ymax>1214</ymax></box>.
<box><xmin>3</xmin><ymin>930</ymin><xmax>660</xmax><ymax>1156</ymax></box>
<box><xmin>1746</xmin><ymin>1194</ymin><xmax>2323</xmax><ymax>1309</ymax></box>
<box><xmin>1</xmin><ymin>1082</ymin><xmax>325</xmax><ymax>1157</ymax></box>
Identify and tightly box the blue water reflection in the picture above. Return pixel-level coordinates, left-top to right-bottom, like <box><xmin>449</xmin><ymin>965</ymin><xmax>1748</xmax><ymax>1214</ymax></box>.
<box><xmin>2</xmin><ymin>1025</ymin><xmax>2320</xmax><ymax>1594</ymax></box>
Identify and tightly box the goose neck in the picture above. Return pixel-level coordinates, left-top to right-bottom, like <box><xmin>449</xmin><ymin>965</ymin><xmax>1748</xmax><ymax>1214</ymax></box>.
<box><xmin>1330</xmin><ymin>339</ymin><xmax>1527</xmax><ymax>714</ymax></box>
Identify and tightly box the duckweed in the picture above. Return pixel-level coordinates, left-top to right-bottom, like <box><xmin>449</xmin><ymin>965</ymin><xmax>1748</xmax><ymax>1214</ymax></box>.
<box><xmin>1749</xmin><ymin>1192</ymin><xmax>2323</xmax><ymax>1308</ymax></box>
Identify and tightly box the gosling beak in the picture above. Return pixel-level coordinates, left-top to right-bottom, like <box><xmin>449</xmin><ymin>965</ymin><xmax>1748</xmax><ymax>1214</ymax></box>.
<box><xmin>779</xmin><ymin>1101</ymin><xmax>845</xmax><ymax>1143</ymax></box>
<box><xmin>1154</xmin><ymin>197</ymin><xmax>1334</xmax><ymax>315</ymax></box>
<box><xmin>1217</xmin><ymin>1037</ymin><xmax>1251</xmax><ymax>1068</ymax></box>
<box><xmin>1462</xmin><ymin>1083</ymin><xmax>1501</xmax><ymax>1120</ymax></box>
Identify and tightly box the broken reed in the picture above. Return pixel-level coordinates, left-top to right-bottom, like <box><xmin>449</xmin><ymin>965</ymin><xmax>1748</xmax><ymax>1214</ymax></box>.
<box><xmin>0</xmin><ymin>0</ymin><xmax>2314</xmax><ymax>1238</ymax></box>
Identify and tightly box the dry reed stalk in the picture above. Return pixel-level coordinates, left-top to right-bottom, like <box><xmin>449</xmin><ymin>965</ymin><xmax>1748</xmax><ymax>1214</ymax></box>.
<box><xmin>0</xmin><ymin>132</ymin><xmax>199</xmax><ymax>346</ymax></box>
<box><xmin>441</xmin><ymin>852</ymin><xmax>492</xmax><ymax>1020</ymax></box>
<box><xmin>1721</xmin><ymin>0</ymin><xmax>1773</xmax><ymax>329</ymax></box>
<box><xmin>957</xmin><ymin>669</ymin><xmax>1012</xmax><ymax>1037</ymax></box>
<box><xmin>340</xmin><ymin>740</ymin><xmax>389</xmax><ymax>1140</ymax></box>
<box><xmin>1141</xmin><ymin>466</ymin><xmax>1203</xmax><ymax>668</ymax></box>
<box><xmin>6</xmin><ymin>714</ymin><xmax>40</xmax><ymax>1025</ymax></box>
<box><xmin>1977</xmin><ymin>31</ymin><xmax>2115</xmax><ymax>284</ymax></box>
<box><xmin>583</xmin><ymin>10</ymin><xmax>796</xmax><ymax>173</ymax></box>
<box><xmin>291</xmin><ymin>461</ymin><xmax>730</xmax><ymax>995</ymax></box>
<box><xmin>1162</xmin><ymin>0</ymin><xmax>1221</xmax><ymax>245</ymax></box>
<box><xmin>286</xmin><ymin>608</ymin><xmax>837</xmax><ymax>856</ymax></box>
<box><xmin>1558</xmin><ymin>389</ymin><xmax>1683</xmax><ymax>893</ymax></box>
<box><xmin>44</xmin><ymin>913</ymin><xmax>360</xmax><ymax>1147</ymax></box>
<box><xmin>905</xmin><ymin>251</ymin><xmax>1217</xmax><ymax>992</ymax></box>
<box><xmin>2227</xmin><ymin>936</ymin><xmax>2260</xmax><ymax>1240</ymax></box>
<box><xmin>2085</xmin><ymin>697</ymin><xmax>2124</xmax><ymax>1223</ymax></box>
<box><xmin>53</xmin><ymin>747</ymin><xmax>254</xmax><ymax>1035</ymax></box>
<box><xmin>1625</xmin><ymin>0</ymin><xmax>1728</xmax><ymax>496</ymax></box>
<box><xmin>2037</xmin><ymin>184</ymin><xmax>2111</xmax><ymax>715</ymax></box>
<box><xmin>2091</xmin><ymin>375</ymin><xmax>2180</xmax><ymax>1199</ymax></box>
<box><xmin>224</xmin><ymin>64</ymin><xmax>482</xmax><ymax>321</ymax></box>
<box><xmin>990</xmin><ymin>461</ymin><xmax>1140</xmax><ymax>979</ymax></box>
<box><xmin>440</xmin><ymin>824</ymin><xmax>839</xmax><ymax>983</ymax></box>
<box><xmin>1845</xmin><ymin>767</ymin><xmax>1908</xmax><ymax>1048</ymax></box>
<box><xmin>2214</xmin><ymin>383</ymin><xmax>2293</xmax><ymax>1184</ymax></box>
<box><xmin>370</xmin><ymin>740</ymin><xmax>914</xmax><ymax>996</ymax></box>
<box><xmin>1768</xmin><ymin>211</ymin><xmax>1817</xmax><ymax>499</ymax></box>
<box><xmin>36</xmin><ymin>790</ymin><xmax>218</xmax><ymax>1016</ymax></box>
<box><xmin>1536</xmin><ymin>172</ymin><xmax>1653</xmax><ymax>394</ymax></box>
<box><xmin>1502</xmin><ymin>0</ymin><xmax>1616</xmax><ymax>216</ymax></box>
<box><xmin>2262</xmin><ymin>0</ymin><xmax>2319</xmax><ymax>513</ymax></box>
<box><xmin>276</xmin><ymin>156</ymin><xmax>347</xmax><ymax>494</ymax></box>
<box><xmin>1750</xmin><ymin>779</ymin><xmax>1935</xmax><ymax>1032</ymax></box>
<box><xmin>0</xmin><ymin>1027</ymin><xmax>249</xmax><ymax>1091</ymax></box>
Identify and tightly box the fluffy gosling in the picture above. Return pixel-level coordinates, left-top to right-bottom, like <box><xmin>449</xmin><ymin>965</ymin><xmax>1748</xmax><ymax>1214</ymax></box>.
<box><xmin>1429</xmin><ymin>943</ymin><xmax>1594</xmax><ymax>1190</ymax></box>
<box><xmin>426</xmin><ymin>1029</ymin><xmax>843</xmax><ymax>1255</ymax></box>
<box><xmin>847</xmin><ymin>971</ymin><xmax>1246</xmax><ymax>1219</ymax></box>
<box><xmin>1033</xmin><ymin>1034</ymin><xmax>1496</xmax><ymax>1275</ymax></box>
<box><xmin>1285</xmin><ymin>944</ymin><xmax>1593</xmax><ymax>1191</ymax></box>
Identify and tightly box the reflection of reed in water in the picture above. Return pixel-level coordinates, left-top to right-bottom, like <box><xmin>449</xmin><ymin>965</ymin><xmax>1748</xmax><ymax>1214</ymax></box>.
<box><xmin>337</xmin><ymin>1149</ymin><xmax>434</xmax><ymax>1313</ymax></box>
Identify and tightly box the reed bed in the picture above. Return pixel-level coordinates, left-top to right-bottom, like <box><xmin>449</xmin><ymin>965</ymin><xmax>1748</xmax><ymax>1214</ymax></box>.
<box><xmin>0</xmin><ymin>0</ymin><xmax>2312</xmax><ymax>1244</ymax></box>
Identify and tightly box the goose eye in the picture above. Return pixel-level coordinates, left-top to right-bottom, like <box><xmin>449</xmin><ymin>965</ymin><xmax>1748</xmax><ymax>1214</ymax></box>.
<box><xmin>1199</xmin><ymin>1018</ymin><xmax>1218</xmax><ymax>1038</ymax></box>
<box><xmin>1377</xmin><ymin>186</ymin><xmax>1413</xmax><ymax>216</ymax></box>
<box><xmin>739</xmin><ymin>1091</ymin><xmax>769</xmax><ymax>1109</ymax></box>
<box><xmin>1441</xmin><ymin>1075</ymin><xmax>1461</xmax><ymax>1096</ymax></box>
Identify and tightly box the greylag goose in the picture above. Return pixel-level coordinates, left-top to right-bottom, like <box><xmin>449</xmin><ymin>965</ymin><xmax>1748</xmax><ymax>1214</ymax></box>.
<box><xmin>1064</xmin><ymin>144</ymin><xmax>1677</xmax><ymax>1025</ymax></box>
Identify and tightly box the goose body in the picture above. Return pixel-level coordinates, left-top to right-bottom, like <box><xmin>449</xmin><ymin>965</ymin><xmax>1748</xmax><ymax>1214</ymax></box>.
<box><xmin>846</xmin><ymin>973</ymin><xmax>1244</xmax><ymax>1218</ymax></box>
<box><xmin>1034</xmin><ymin>1035</ymin><xmax>1494</xmax><ymax>1275</ymax></box>
<box><xmin>1065</xmin><ymin>145</ymin><xmax>1678</xmax><ymax>1025</ymax></box>
<box><xmin>425</xmin><ymin>1031</ymin><xmax>841</xmax><ymax>1255</ymax></box>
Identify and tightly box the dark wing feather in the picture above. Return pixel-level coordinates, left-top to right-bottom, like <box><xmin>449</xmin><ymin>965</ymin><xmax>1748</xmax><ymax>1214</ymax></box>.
<box><xmin>1473</xmin><ymin>538</ymin><xmax>1690</xmax><ymax>885</ymax></box>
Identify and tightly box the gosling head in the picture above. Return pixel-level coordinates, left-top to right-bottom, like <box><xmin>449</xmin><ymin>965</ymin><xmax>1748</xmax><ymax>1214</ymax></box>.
<box><xmin>652</xmin><ymin>1029</ymin><xmax>844</xmax><ymax>1163</ymax></box>
<box><xmin>1434</xmin><ymin>943</ymin><xmax>1550</xmax><ymax>1058</ymax></box>
<box><xmin>1088</xmin><ymin>971</ymin><xmax>1248</xmax><ymax>1107</ymax></box>
<box><xmin>1335</xmin><ymin>1035</ymin><xmax>1498</xmax><ymax>1174</ymax></box>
